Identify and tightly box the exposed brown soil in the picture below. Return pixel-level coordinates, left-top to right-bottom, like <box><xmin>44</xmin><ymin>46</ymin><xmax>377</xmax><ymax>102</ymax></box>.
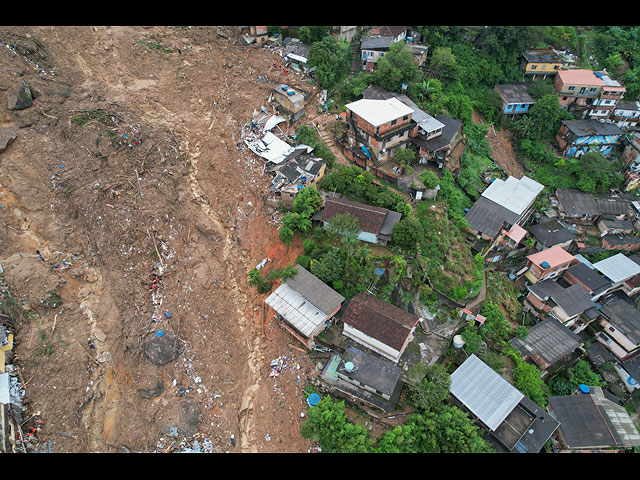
<box><xmin>0</xmin><ymin>26</ymin><xmax>324</xmax><ymax>453</ymax></box>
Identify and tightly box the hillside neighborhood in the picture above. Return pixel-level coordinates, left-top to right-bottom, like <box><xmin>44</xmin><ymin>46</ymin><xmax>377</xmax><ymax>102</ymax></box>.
<box><xmin>3</xmin><ymin>25</ymin><xmax>640</xmax><ymax>453</ymax></box>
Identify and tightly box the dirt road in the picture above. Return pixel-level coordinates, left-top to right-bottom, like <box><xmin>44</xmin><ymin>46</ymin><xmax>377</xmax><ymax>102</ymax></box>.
<box><xmin>0</xmin><ymin>26</ymin><xmax>318</xmax><ymax>452</ymax></box>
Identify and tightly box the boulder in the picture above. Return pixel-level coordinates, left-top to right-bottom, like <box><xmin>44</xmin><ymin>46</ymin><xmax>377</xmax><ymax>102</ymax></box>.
<box><xmin>142</xmin><ymin>331</ymin><xmax>180</xmax><ymax>366</ymax></box>
<box><xmin>0</xmin><ymin>127</ymin><xmax>17</xmax><ymax>153</ymax></box>
<box><xmin>7</xmin><ymin>80</ymin><xmax>34</xmax><ymax>110</ymax></box>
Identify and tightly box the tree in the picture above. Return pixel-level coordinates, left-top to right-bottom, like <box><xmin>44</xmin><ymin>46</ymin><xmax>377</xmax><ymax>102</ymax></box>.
<box><xmin>307</xmin><ymin>36</ymin><xmax>351</xmax><ymax>91</ymax></box>
<box><xmin>373</xmin><ymin>41</ymin><xmax>420</xmax><ymax>93</ymax></box>
<box><xmin>281</xmin><ymin>211</ymin><xmax>312</xmax><ymax>233</ymax></box>
<box><xmin>526</xmin><ymin>94</ymin><xmax>571</xmax><ymax>140</ymax></box>
<box><xmin>309</xmin><ymin>248</ymin><xmax>344</xmax><ymax>284</ymax></box>
<box><xmin>513</xmin><ymin>359</ymin><xmax>547</xmax><ymax>407</ymax></box>
<box><xmin>247</xmin><ymin>267</ymin><xmax>271</xmax><ymax>294</ymax></box>
<box><xmin>419</xmin><ymin>170</ymin><xmax>440</xmax><ymax>190</ymax></box>
<box><xmin>325</xmin><ymin>213</ymin><xmax>361</xmax><ymax>249</ymax></box>
<box><xmin>392</xmin><ymin>216</ymin><xmax>425</xmax><ymax>252</ymax></box>
<box><xmin>408</xmin><ymin>363</ymin><xmax>451</xmax><ymax>412</ymax></box>
<box><xmin>301</xmin><ymin>396</ymin><xmax>373</xmax><ymax>453</ymax></box>
<box><xmin>292</xmin><ymin>184</ymin><xmax>324</xmax><ymax>217</ymax></box>
<box><xmin>429</xmin><ymin>47</ymin><xmax>458</xmax><ymax>82</ymax></box>
<box><xmin>279</xmin><ymin>225</ymin><xmax>293</xmax><ymax>246</ymax></box>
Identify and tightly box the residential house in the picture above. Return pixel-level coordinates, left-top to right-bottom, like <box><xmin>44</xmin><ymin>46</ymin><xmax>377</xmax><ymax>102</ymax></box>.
<box><xmin>521</xmin><ymin>48</ymin><xmax>565</xmax><ymax>80</ymax></box>
<box><xmin>596</xmin><ymin>293</ymin><xmax>640</xmax><ymax>360</ymax></box>
<box><xmin>368</xmin><ymin>26</ymin><xmax>408</xmax><ymax>43</ymax></box>
<box><xmin>319</xmin><ymin>345</ymin><xmax>404</xmax><ymax>413</ymax></box>
<box><xmin>555</xmin><ymin>188</ymin><xmax>633</xmax><ymax>224</ymax></box>
<box><xmin>247</xmin><ymin>26</ymin><xmax>269</xmax><ymax>45</ymax></box>
<box><xmin>465</xmin><ymin>175</ymin><xmax>545</xmax><ymax>242</ymax></box>
<box><xmin>360</xmin><ymin>86</ymin><xmax>464</xmax><ymax>169</ymax></box>
<box><xmin>555</xmin><ymin>119</ymin><xmax>624</xmax><ymax>157</ymax></box>
<box><xmin>449</xmin><ymin>354</ymin><xmax>560</xmax><ymax>453</ymax></box>
<box><xmin>621</xmin><ymin>254</ymin><xmax>640</xmax><ymax>296</ymax></box>
<box><xmin>494</xmin><ymin>83</ymin><xmax>536</xmax><ymax>117</ymax></box>
<box><xmin>360</xmin><ymin>35</ymin><xmax>394</xmax><ymax>72</ymax></box>
<box><xmin>413</xmin><ymin>114</ymin><xmax>465</xmax><ymax>170</ymax></box>
<box><xmin>528</xmin><ymin>219</ymin><xmax>575</xmax><ymax>251</ymax></box>
<box><xmin>548</xmin><ymin>386</ymin><xmax>640</xmax><ymax>451</ymax></box>
<box><xmin>282</xmin><ymin>38</ymin><xmax>310</xmax><ymax>73</ymax></box>
<box><xmin>622</xmin><ymin>132</ymin><xmax>640</xmax><ymax>191</ymax></box>
<box><xmin>264</xmin><ymin>264</ymin><xmax>345</xmax><ymax>349</ymax></box>
<box><xmin>271</xmin><ymin>84</ymin><xmax>306</xmax><ymax>123</ymax></box>
<box><xmin>563</xmin><ymin>261</ymin><xmax>612</xmax><ymax>301</ymax></box>
<box><xmin>359</xmin><ymin>27</ymin><xmax>426</xmax><ymax>72</ymax></box>
<box><xmin>267</xmin><ymin>154</ymin><xmax>327</xmax><ymax>209</ymax></box>
<box><xmin>404</xmin><ymin>42</ymin><xmax>428</xmax><ymax>68</ymax></box>
<box><xmin>525</xmin><ymin>278</ymin><xmax>597</xmax><ymax>332</ymax></box>
<box><xmin>612</xmin><ymin>100</ymin><xmax>640</xmax><ymax>131</ymax></box>
<box><xmin>338</xmin><ymin>292</ymin><xmax>421</xmax><ymax>363</ymax></box>
<box><xmin>311</xmin><ymin>197</ymin><xmax>402</xmax><ymax>246</ymax></box>
<box><xmin>509</xmin><ymin>317</ymin><xmax>583</xmax><ymax>375</ymax></box>
<box><xmin>592</xmin><ymin>252</ymin><xmax>640</xmax><ymax>291</ymax></box>
<box><xmin>524</xmin><ymin>245</ymin><xmax>576</xmax><ymax>283</ymax></box>
<box><xmin>601</xmin><ymin>233</ymin><xmax>640</xmax><ymax>252</ymax></box>
<box><xmin>598</xmin><ymin>216</ymin><xmax>635</xmax><ymax>236</ymax></box>
<box><xmin>554</xmin><ymin>69</ymin><xmax>626</xmax><ymax>119</ymax></box>
<box><xmin>330</xmin><ymin>26</ymin><xmax>361</xmax><ymax>43</ymax></box>
<box><xmin>345</xmin><ymin>96</ymin><xmax>417</xmax><ymax>163</ymax></box>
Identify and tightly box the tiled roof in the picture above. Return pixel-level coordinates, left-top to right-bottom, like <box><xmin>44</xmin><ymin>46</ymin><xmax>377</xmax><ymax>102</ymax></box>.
<box><xmin>340</xmin><ymin>292</ymin><xmax>419</xmax><ymax>351</ymax></box>
<box><xmin>556</xmin><ymin>68</ymin><xmax>603</xmax><ymax>86</ymax></box>
<box><xmin>314</xmin><ymin>197</ymin><xmax>394</xmax><ymax>236</ymax></box>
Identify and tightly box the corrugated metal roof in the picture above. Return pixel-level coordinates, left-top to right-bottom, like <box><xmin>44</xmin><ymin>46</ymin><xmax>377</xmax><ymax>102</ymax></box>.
<box><xmin>345</xmin><ymin>97</ymin><xmax>414</xmax><ymax>127</ymax></box>
<box><xmin>594</xmin><ymin>253</ymin><xmax>640</xmax><ymax>284</ymax></box>
<box><xmin>265</xmin><ymin>283</ymin><xmax>328</xmax><ymax>337</ymax></box>
<box><xmin>481</xmin><ymin>176</ymin><xmax>544</xmax><ymax>216</ymax></box>
<box><xmin>450</xmin><ymin>355</ymin><xmax>524</xmax><ymax>431</ymax></box>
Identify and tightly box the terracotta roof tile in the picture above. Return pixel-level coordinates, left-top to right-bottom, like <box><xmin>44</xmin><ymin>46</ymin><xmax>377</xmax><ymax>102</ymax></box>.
<box><xmin>316</xmin><ymin>198</ymin><xmax>390</xmax><ymax>235</ymax></box>
<box><xmin>340</xmin><ymin>292</ymin><xmax>420</xmax><ymax>351</ymax></box>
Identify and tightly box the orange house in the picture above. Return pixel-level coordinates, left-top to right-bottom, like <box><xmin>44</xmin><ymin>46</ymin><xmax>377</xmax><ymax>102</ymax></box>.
<box><xmin>524</xmin><ymin>245</ymin><xmax>576</xmax><ymax>283</ymax></box>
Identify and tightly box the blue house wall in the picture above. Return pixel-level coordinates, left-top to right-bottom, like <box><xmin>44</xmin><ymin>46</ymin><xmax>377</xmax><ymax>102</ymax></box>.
<box><xmin>567</xmin><ymin>134</ymin><xmax>621</xmax><ymax>157</ymax></box>
<box><xmin>504</xmin><ymin>103</ymin><xmax>532</xmax><ymax>114</ymax></box>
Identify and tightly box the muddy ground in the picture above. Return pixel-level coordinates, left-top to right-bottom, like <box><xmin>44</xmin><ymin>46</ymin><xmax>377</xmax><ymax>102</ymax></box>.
<box><xmin>0</xmin><ymin>26</ymin><xmax>332</xmax><ymax>453</ymax></box>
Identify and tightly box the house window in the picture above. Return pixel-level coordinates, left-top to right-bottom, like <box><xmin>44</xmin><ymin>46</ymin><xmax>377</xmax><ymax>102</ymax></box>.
<box><xmin>590</xmin><ymin>88</ymin><xmax>597</xmax><ymax>92</ymax></box>
<box><xmin>568</xmin><ymin>86</ymin><xmax>575</xmax><ymax>91</ymax></box>
<box><xmin>530</xmin><ymin>64</ymin><xmax>537</xmax><ymax>70</ymax></box>
<box><xmin>391</xmin><ymin>119</ymin><xmax>397</xmax><ymax>126</ymax></box>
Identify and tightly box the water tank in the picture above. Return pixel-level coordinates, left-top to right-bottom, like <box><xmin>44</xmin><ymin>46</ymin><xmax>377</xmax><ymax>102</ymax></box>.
<box><xmin>307</xmin><ymin>393</ymin><xmax>321</xmax><ymax>406</ymax></box>
<box><xmin>541</xmin><ymin>261</ymin><xmax>550</xmax><ymax>268</ymax></box>
<box><xmin>579</xmin><ymin>384</ymin><xmax>590</xmax><ymax>394</ymax></box>
<box><xmin>344</xmin><ymin>361</ymin><xmax>355</xmax><ymax>373</ymax></box>
<box><xmin>453</xmin><ymin>335</ymin><xmax>465</xmax><ymax>348</ymax></box>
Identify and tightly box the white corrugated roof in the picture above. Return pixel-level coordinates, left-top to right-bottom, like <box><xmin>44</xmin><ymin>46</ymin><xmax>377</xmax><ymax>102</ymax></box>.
<box><xmin>245</xmin><ymin>131</ymin><xmax>294</xmax><ymax>164</ymax></box>
<box><xmin>449</xmin><ymin>354</ymin><xmax>524</xmax><ymax>431</ymax></box>
<box><xmin>481</xmin><ymin>175</ymin><xmax>544</xmax><ymax>216</ymax></box>
<box><xmin>265</xmin><ymin>283</ymin><xmax>328</xmax><ymax>337</ymax></box>
<box><xmin>345</xmin><ymin>97</ymin><xmax>414</xmax><ymax>127</ymax></box>
<box><xmin>593</xmin><ymin>253</ymin><xmax>640</xmax><ymax>284</ymax></box>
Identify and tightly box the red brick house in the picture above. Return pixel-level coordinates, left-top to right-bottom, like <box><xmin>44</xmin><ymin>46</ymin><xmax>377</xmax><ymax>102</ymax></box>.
<box><xmin>345</xmin><ymin>97</ymin><xmax>417</xmax><ymax>163</ymax></box>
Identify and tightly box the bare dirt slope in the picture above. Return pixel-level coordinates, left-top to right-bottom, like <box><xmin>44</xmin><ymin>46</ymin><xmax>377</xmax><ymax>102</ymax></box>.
<box><xmin>0</xmin><ymin>26</ymin><xmax>318</xmax><ymax>452</ymax></box>
<box><xmin>472</xmin><ymin>110</ymin><xmax>524</xmax><ymax>178</ymax></box>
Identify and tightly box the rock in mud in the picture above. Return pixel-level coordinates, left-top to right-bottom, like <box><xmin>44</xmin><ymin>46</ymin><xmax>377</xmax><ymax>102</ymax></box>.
<box><xmin>142</xmin><ymin>331</ymin><xmax>181</xmax><ymax>366</ymax></box>
<box><xmin>6</xmin><ymin>80</ymin><xmax>34</xmax><ymax>110</ymax></box>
